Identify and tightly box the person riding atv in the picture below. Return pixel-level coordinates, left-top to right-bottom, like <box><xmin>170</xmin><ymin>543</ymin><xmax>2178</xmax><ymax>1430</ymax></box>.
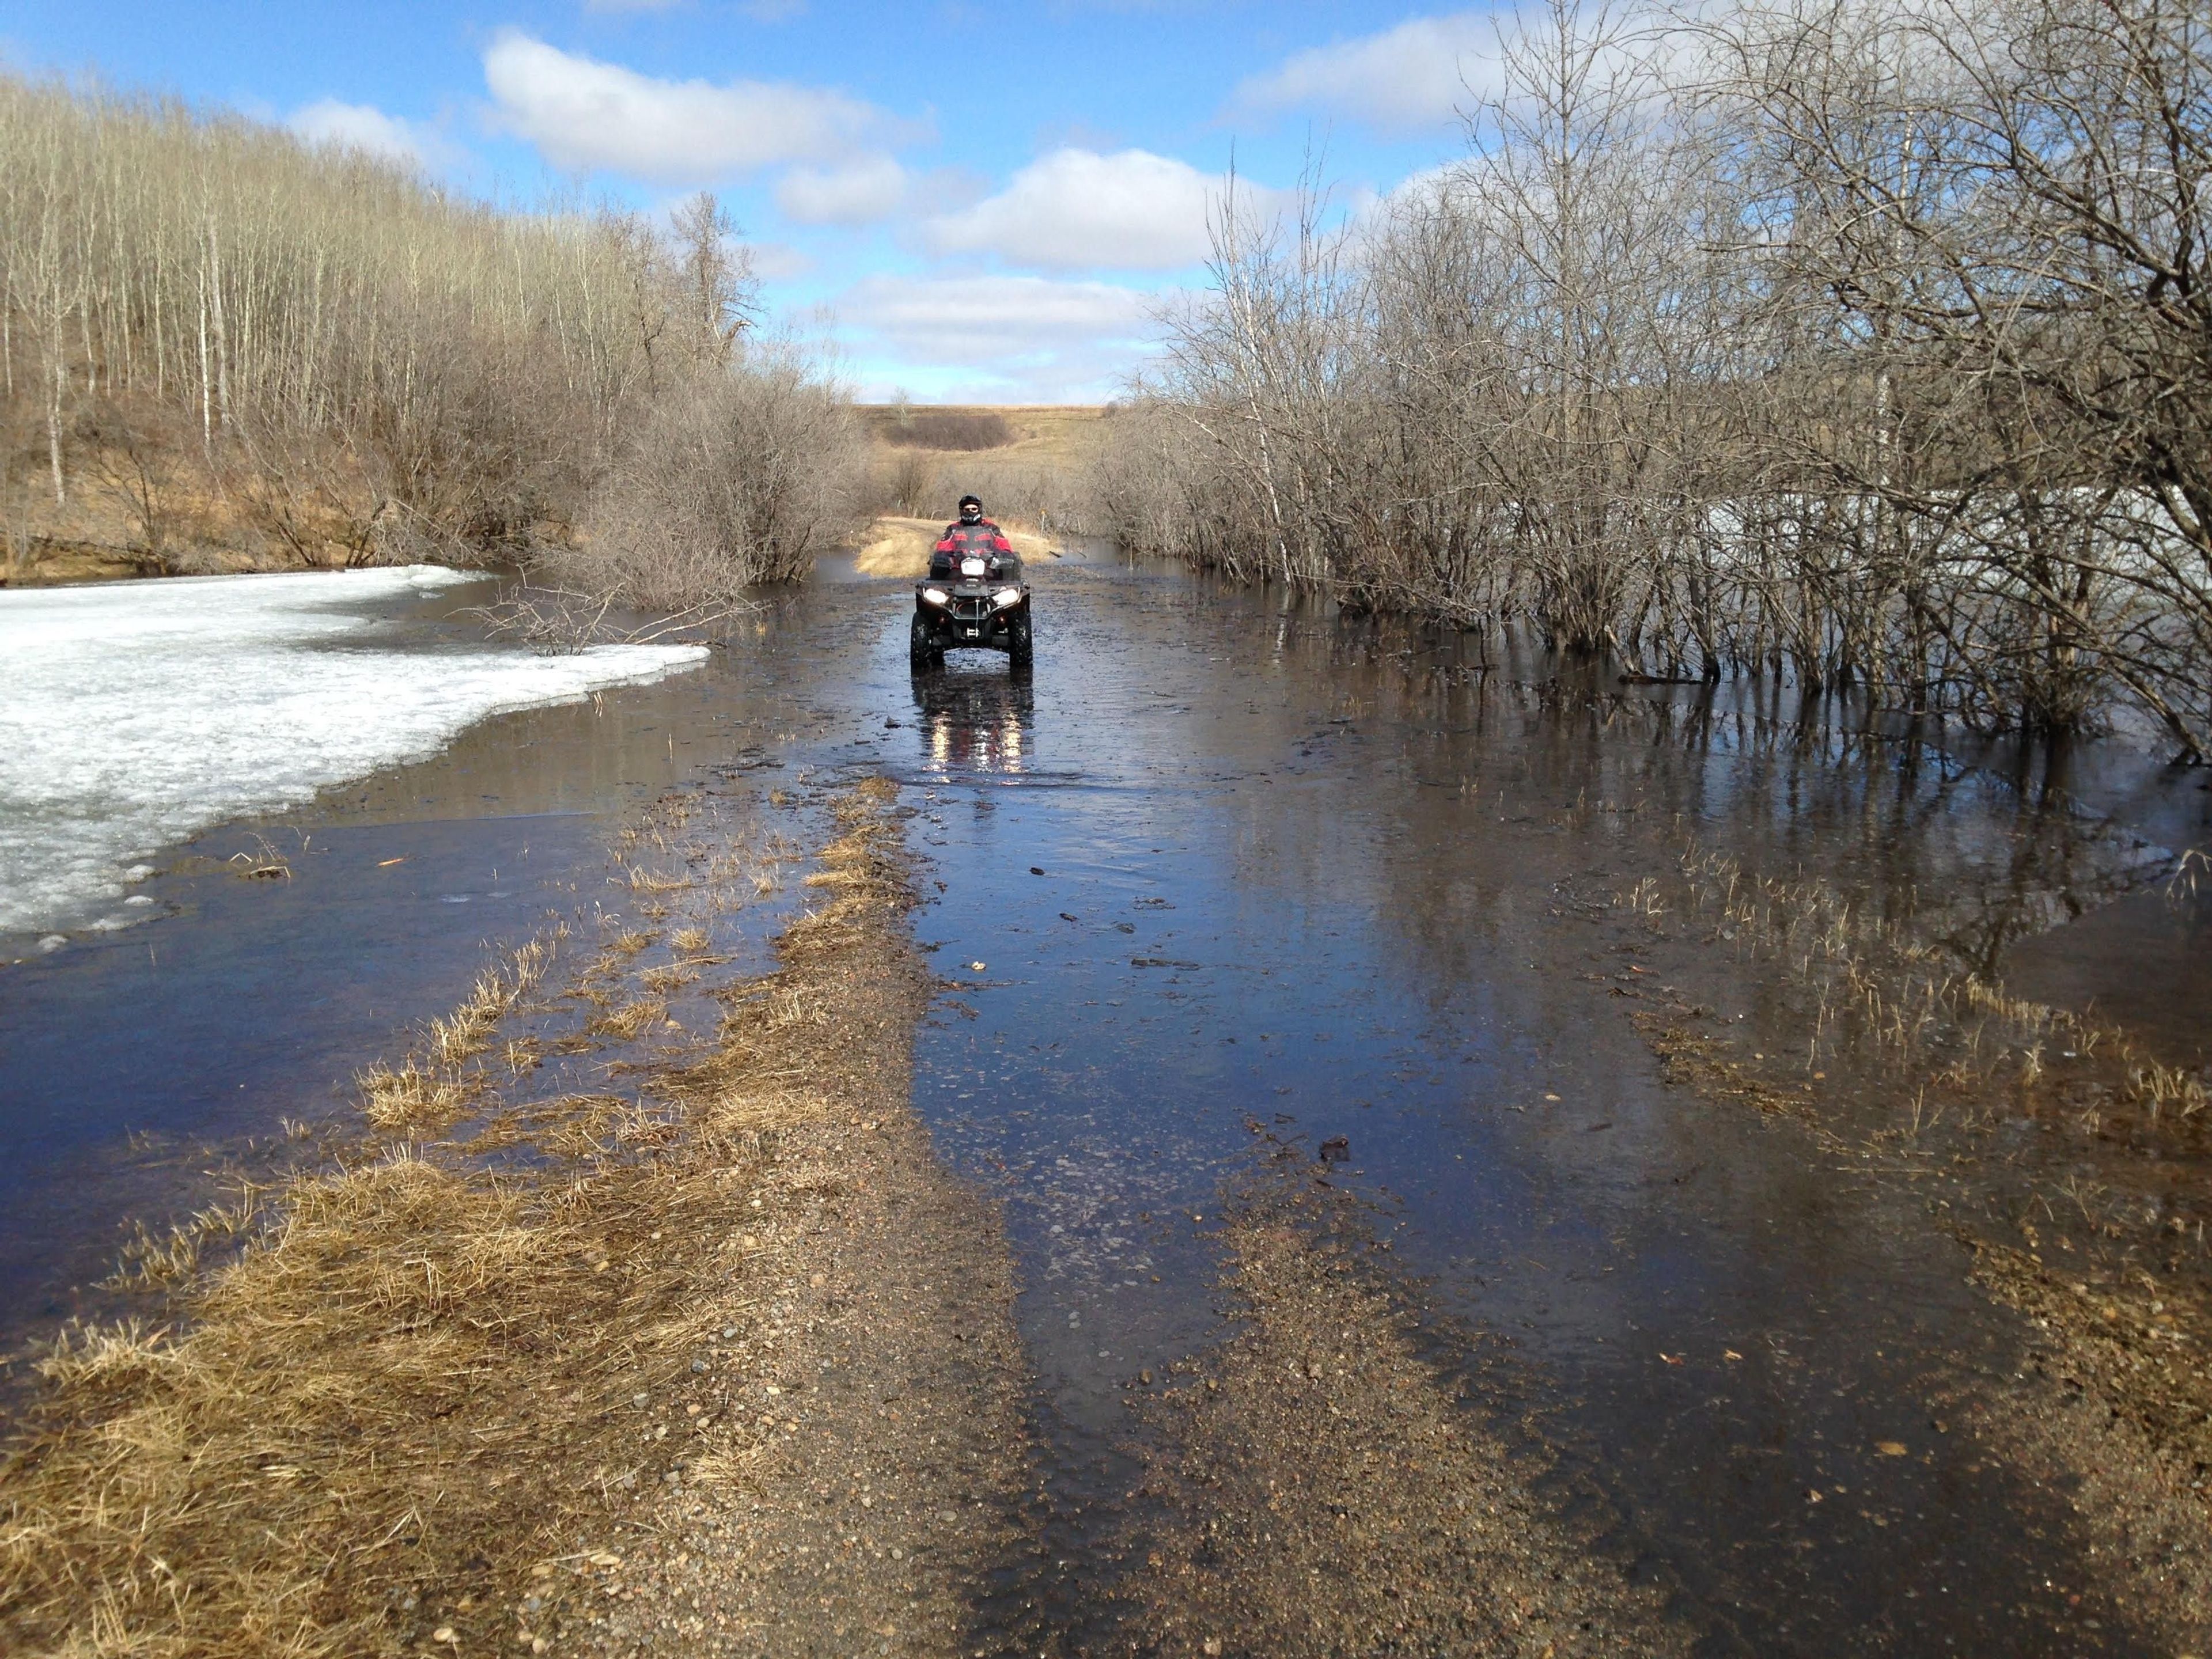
<box><xmin>912</xmin><ymin>495</ymin><xmax>1033</xmax><ymax>672</ymax></box>
<box><xmin>929</xmin><ymin>495</ymin><xmax>1012</xmax><ymax>575</ymax></box>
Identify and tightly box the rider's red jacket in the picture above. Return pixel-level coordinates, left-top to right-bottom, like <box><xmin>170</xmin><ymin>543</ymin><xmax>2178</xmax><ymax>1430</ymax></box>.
<box><xmin>934</xmin><ymin>518</ymin><xmax>1013</xmax><ymax>560</ymax></box>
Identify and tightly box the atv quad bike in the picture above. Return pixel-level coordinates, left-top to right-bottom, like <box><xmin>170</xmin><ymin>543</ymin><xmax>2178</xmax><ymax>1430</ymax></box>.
<box><xmin>911</xmin><ymin>548</ymin><xmax>1032</xmax><ymax>673</ymax></box>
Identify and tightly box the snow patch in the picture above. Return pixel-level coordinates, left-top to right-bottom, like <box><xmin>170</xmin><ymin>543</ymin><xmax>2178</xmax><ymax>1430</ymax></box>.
<box><xmin>0</xmin><ymin>567</ymin><xmax>708</xmax><ymax>939</ymax></box>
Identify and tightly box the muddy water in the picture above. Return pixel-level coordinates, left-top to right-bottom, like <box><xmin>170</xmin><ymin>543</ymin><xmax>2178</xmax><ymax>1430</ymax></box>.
<box><xmin>4</xmin><ymin>553</ymin><xmax>2205</xmax><ymax>1652</ymax></box>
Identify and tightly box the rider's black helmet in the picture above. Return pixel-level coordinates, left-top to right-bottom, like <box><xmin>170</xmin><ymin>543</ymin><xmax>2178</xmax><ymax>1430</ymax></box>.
<box><xmin>958</xmin><ymin>494</ymin><xmax>983</xmax><ymax>521</ymax></box>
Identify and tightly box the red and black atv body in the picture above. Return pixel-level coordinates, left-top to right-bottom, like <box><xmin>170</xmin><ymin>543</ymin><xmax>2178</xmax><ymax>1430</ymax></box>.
<box><xmin>911</xmin><ymin>543</ymin><xmax>1032</xmax><ymax>673</ymax></box>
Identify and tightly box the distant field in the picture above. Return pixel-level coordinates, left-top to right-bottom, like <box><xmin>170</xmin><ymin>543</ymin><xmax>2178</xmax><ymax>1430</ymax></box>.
<box><xmin>857</xmin><ymin>404</ymin><xmax>1109</xmax><ymax>464</ymax></box>
<box><xmin>857</xmin><ymin>405</ymin><xmax>1111</xmax><ymax>540</ymax></box>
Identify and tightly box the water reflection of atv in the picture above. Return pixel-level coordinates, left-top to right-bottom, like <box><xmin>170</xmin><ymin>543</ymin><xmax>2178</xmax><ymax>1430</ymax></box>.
<box><xmin>911</xmin><ymin>549</ymin><xmax>1032</xmax><ymax>673</ymax></box>
<box><xmin>911</xmin><ymin>664</ymin><xmax>1036</xmax><ymax>774</ymax></box>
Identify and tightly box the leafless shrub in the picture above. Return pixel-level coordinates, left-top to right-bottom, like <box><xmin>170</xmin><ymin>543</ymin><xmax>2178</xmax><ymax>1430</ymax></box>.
<box><xmin>551</xmin><ymin>352</ymin><xmax>869</xmax><ymax>605</ymax></box>
<box><xmin>1106</xmin><ymin>0</ymin><xmax>2212</xmax><ymax>756</ymax></box>
<box><xmin>880</xmin><ymin>447</ymin><xmax>939</xmax><ymax>516</ymax></box>
<box><xmin>71</xmin><ymin>398</ymin><xmax>183</xmax><ymax>573</ymax></box>
<box><xmin>463</xmin><ymin>581</ymin><xmax>747</xmax><ymax>655</ymax></box>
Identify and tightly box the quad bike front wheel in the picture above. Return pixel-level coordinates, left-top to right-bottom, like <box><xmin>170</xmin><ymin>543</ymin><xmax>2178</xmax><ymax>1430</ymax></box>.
<box><xmin>910</xmin><ymin>612</ymin><xmax>942</xmax><ymax>671</ymax></box>
<box><xmin>1007</xmin><ymin>613</ymin><xmax>1034</xmax><ymax>671</ymax></box>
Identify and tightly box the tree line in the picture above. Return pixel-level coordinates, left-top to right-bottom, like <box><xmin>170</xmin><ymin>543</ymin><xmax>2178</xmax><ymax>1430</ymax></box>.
<box><xmin>1097</xmin><ymin>0</ymin><xmax>2212</xmax><ymax>758</ymax></box>
<box><xmin>0</xmin><ymin>74</ymin><xmax>863</xmax><ymax>596</ymax></box>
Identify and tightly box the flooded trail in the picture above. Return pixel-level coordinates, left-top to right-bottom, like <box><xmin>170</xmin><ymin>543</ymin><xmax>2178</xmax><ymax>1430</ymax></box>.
<box><xmin>4</xmin><ymin>553</ymin><xmax>2206</xmax><ymax>1654</ymax></box>
<box><xmin>860</xmin><ymin>562</ymin><xmax>2209</xmax><ymax>1654</ymax></box>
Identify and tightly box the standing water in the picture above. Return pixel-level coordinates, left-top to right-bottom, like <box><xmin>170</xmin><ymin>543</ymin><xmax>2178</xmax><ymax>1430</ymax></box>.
<box><xmin>3</xmin><ymin>553</ymin><xmax>2205</xmax><ymax>1654</ymax></box>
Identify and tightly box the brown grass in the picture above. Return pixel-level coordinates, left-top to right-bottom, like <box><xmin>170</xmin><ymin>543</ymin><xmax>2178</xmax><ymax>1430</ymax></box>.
<box><xmin>870</xmin><ymin>409</ymin><xmax>1013</xmax><ymax>452</ymax></box>
<box><xmin>0</xmin><ymin>781</ymin><xmax>922</xmax><ymax>1658</ymax></box>
<box><xmin>850</xmin><ymin>514</ymin><xmax>1062</xmax><ymax>579</ymax></box>
<box><xmin>356</xmin><ymin>935</ymin><xmax>559</xmax><ymax>1132</ymax></box>
<box><xmin>854</xmin><ymin>404</ymin><xmax>1111</xmax><ymax>537</ymax></box>
<box><xmin>1653</xmin><ymin>842</ymin><xmax>2206</xmax><ymax>1131</ymax></box>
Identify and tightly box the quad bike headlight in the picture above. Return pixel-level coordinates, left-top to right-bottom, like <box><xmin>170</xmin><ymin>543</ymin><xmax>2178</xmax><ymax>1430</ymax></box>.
<box><xmin>921</xmin><ymin>587</ymin><xmax>950</xmax><ymax>605</ymax></box>
<box><xmin>993</xmin><ymin>587</ymin><xmax>1022</xmax><ymax>608</ymax></box>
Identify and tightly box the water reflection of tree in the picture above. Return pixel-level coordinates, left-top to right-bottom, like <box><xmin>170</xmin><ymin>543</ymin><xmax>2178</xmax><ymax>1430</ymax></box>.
<box><xmin>1230</xmin><ymin>608</ymin><xmax>2164</xmax><ymax>1006</ymax></box>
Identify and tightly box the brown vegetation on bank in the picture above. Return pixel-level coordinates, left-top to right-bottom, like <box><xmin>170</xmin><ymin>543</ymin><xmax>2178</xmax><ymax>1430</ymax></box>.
<box><xmin>0</xmin><ymin>780</ymin><xmax>1027</xmax><ymax>1658</ymax></box>
<box><xmin>1103</xmin><ymin>0</ymin><xmax>2212</xmax><ymax>756</ymax></box>
<box><xmin>0</xmin><ymin>78</ymin><xmax>865</xmax><ymax>596</ymax></box>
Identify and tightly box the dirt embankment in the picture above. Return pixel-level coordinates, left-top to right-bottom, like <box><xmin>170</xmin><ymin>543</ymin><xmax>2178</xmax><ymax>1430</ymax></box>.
<box><xmin>0</xmin><ymin>779</ymin><xmax>1031</xmax><ymax>1658</ymax></box>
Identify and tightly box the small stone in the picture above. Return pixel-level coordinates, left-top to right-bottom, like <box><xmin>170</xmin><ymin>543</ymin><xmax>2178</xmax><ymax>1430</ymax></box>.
<box><xmin>721</xmin><ymin>1326</ymin><xmax>738</xmax><ymax>1339</ymax></box>
<box><xmin>433</xmin><ymin>1628</ymin><xmax>457</xmax><ymax>1646</ymax></box>
<box><xmin>969</xmin><ymin>960</ymin><xmax>986</xmax><ymax>971</ymax></box>
<box><xmin>692</xmin><ymin>1358</ymin><xmax>709</xmax><ymax>1373</ymax></box>
<box><xmin>634</xmin><ymin>1392</ymin><xmax>650</xmax><ymax>1408</ymax></box>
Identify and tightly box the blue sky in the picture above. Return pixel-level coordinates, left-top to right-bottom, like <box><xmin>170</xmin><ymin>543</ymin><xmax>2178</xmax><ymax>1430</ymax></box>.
<box><xmin>5</xmin><ymin>3</ymin><xmax>1512</xmax><ymax>402</ymax></box>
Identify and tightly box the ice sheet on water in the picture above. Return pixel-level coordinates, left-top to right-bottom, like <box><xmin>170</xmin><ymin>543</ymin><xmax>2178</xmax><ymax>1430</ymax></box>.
<box><xmin>0</xmin><ymin>567</ymin><xmax>708</xmax><ymax>940</ymax></box>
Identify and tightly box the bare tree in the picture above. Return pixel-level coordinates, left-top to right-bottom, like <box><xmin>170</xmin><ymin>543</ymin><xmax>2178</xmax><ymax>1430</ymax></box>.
<box><xmin>1101</xmin><ymin>0</ymin><xmax>2212</xmax><ymax>755</ymax></box>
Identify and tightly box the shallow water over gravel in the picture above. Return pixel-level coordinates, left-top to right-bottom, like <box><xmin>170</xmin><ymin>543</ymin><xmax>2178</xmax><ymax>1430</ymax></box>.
<box><xmin>5</xmin><ymin>552</ymin><xmax>2206</xmax><ymax>1653</ymax></box>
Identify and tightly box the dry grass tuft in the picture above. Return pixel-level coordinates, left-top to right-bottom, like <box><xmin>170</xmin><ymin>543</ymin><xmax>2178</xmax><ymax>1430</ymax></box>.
<box><xmin>354</xmin><ymin>937</ymin><xmax>560</xmax><ymax>1132</ymax></box>
<box><xmin>0</xmin><ymin>783</ymin><xmax>922</xmax><ymax>1658</ymax></box>
<box><xmin>585</xmin><ymin>995</ymin><xmax>669</xmax><ymax>1041</ymax></box>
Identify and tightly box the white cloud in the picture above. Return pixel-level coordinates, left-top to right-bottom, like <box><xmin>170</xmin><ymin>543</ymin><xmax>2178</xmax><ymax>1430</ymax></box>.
<box><xmin>925</xmin><ymin>148</ymin><xmax>1277</xmax><ymax>271</ymax></box>
<box><xmin>776</xmin><ymin>156</ymin><xmax>909</xmax><ymax>225</ymax></box>
<box><xmin>747</xmin><ymin>241</ymin><xmax>816</xmax><ymax>282</ymax></box>
<box><xmin>287</xmin><ymin>99</ymin><xmax>439</xmax><ymax>166</ymax></box>
<box><xmin>836</xmin><ymin>272</ymin><xmax>1157</xmax><ymax>366</ymax></box>
<box><xmin>1230</xmin><ymin>12</ymin><xmax>1506</xmax><ymax>131</ymax></box>
<box><xmin>482</xmin><ymin>31</ymin><xmax>909</xmax><ymax>182</ymax></box>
